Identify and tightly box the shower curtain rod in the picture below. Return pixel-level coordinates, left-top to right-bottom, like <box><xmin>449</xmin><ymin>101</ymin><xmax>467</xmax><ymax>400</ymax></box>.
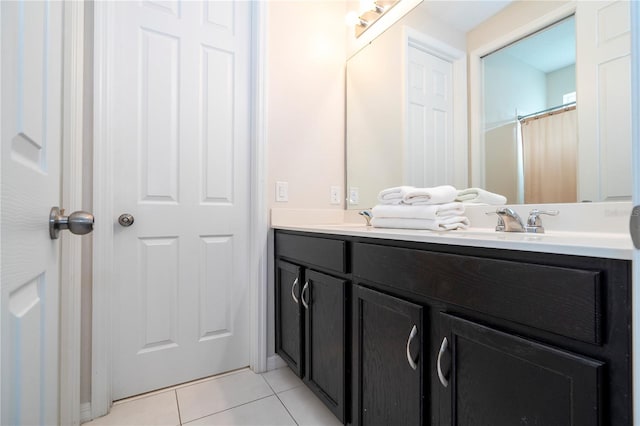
<box><xmin>517</xmin><ymin>101</ymin><xmax>576</xmax><ymax>121</ymax></box>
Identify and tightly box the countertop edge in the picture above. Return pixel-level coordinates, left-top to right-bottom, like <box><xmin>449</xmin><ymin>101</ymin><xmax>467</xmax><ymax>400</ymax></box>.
<box><xmin>272</xmin><ymin>224</ymin><xmax>634</xmax><ymax>260</ymax></box>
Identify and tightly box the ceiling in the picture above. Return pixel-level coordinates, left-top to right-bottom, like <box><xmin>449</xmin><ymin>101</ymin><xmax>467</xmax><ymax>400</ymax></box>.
<box><xmin>418</xmin><ymin>0</ymin><xmax>514</xmax><ymax>32</ymax></box>
<box><xmin>417</xmin><ymin>1</ymin><xmax>575</xmax><ymax>73</ymax></box>
<box><xmin>501</xmin><ymin>16</ymin><xmax>576</xmax><ymax>73</ymax></box>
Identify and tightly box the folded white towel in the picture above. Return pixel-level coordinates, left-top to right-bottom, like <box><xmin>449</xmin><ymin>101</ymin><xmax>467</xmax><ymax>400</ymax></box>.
<box><xmin>371</xmin><ymin>202</ymin><xmax>465</xmax><ymax>220</ymax></box>
<box><xmin>402</xmin><ymin>185</ymin><xmax>457</xmax><ymax>205</ymax></box>
<box><xmin>371</xmin><ymin>216</ymin><xmax>470</xmax><ymax>231</ymax></box>
<box><xmin>377</xmin><ymin>186</ymin><xmax>414</xmax><ymax>205</ymax></box>
<box><xmin>456</xmin><ymin>188</ymin><xmax>506</xmax><ymax>205</ymax></box>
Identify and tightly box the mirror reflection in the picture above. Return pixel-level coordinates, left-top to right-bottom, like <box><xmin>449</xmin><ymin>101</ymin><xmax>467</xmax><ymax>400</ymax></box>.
<box><xmin>483</xmin><ymin>16</ymin><xmax>576</xmax><ymax>204</ymax></box>
<box><xmin>345</xmin><ymin>1</ymin><xmax>632</xmax><ymax>210</ymax></box>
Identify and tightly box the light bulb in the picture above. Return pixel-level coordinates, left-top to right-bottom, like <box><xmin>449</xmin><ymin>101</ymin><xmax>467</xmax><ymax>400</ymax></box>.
<box><xmin>359</xmin><ymin>0</ymin><xmax>375</xmax><ymax>14</ymax></box>
<box><xmin>345</xmin><ymin>11</ymin><xmax>360</xmax><ymax>27</ymax></box>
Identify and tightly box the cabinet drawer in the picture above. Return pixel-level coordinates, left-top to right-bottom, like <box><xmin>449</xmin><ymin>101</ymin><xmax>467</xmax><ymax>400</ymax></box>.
<box><xmin>353</xmin><ymin>243</ymin><xmax>602</xmax><ymax>344</ymax></box>
<box><xmin>276</xmin><ymin>232</ymin><xmax>347</xmax><ymax>273</ymax></box>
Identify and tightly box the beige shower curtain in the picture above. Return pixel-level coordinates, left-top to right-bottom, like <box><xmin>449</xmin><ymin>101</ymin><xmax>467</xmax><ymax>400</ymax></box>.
<box><xmin>521</xmin><ymin>107</ymin><xmax>577</xmax><ymax>203</ymax></box>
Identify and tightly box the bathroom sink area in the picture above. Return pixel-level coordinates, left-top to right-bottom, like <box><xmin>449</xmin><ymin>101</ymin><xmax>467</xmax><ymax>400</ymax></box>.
<box><xmin>273</xmin><ymin>222</ymin><xmax>633</xmax><ymax>260</ymax></box>
<box><xmin>270</xmin><ymin>202</ymin><xmax>635</xmax><ymax>260</ymax></box>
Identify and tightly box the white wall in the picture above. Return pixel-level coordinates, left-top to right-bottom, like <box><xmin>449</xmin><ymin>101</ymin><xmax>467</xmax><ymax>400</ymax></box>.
<box><xmin>267</xmin><ymin>1</ymin><xmax>347</xmax><ymax>211</ymax></box>
<box><xmin>546</xmin><ymin>64</ymin><xmax>576</xmax><ymax>107</ymax></box>
<box><xmin>483</xmin><ymin>52</ymin><xmax>546</xmax><ymax>128</ymax></box>
<box><xmin>266</xmin><ymin>1</ymin><xmax>347</xmax><ymax>358</ymax></box>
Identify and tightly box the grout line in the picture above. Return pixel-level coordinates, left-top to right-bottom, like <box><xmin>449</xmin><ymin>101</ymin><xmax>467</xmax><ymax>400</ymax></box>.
<box><xmin>175</xmin><ymin>390</ymin><xmax>182</xmax><ymax>425</ymax></box>
<box><xmin>273</xmin><ymin>389</ymin><xmax>299</xmax><ymax>426</ymax></box>
<box><xmin>261</xmin><ymin>374</ymin><xmax>299</xmax><ymax>426</ymax></box>
<box><xmin>180</xmin><ymin>394</ymin><xmax>275</xmax><ymax>425</ymax></box>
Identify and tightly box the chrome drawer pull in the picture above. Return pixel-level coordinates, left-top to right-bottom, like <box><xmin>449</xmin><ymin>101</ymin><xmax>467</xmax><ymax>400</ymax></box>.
<box><xmin>406</xmin><ymin>325</ymin><xmax>418</xmax><ymax>370</ymax></box>
<box><xmin>291</xmin><ymin>278</ymin><xmax>299</xmax><ymax>304</ymax></box>
<box><xmin>437</xmin><ymin>337</ymin><xmax>449</xmax><ymax>387</ymax></box>
<box><xmin>301</xmin><ymin>281</ymin><xmax>310</xmax><ymax>309</ymax></box>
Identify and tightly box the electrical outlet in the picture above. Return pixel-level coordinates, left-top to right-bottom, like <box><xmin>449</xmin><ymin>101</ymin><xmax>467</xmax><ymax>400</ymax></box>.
<box><xmin>349</xmin><ymin>187</ymin><xmax>359</xmax><ymax>205</ymax></box>
<box><xmin>276</xmin><ymin>181</ymin><xmax>289</xmax><ymax>202</ymax></box>
<box><xmin>330</xmin><ymin>186</ymin><xmax>341</xmax><ymax>205</ymax></box>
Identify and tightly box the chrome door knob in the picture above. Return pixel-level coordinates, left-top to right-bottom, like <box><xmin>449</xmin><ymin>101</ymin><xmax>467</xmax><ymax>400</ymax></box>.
<box><xmin>118</xmin><ymin>213</ymin><xmax>135</xmax><ymax>227</ymax></box>
<box><xmin>49</xmin><ymin>207</ymin><xmax>94</xmax><ymax>239</ymax></box>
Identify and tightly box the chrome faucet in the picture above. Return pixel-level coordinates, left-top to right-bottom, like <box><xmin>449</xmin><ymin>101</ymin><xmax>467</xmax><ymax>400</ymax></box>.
<box><xmin>494</xmin><ymin>207</ymin><xmax>525</xmax><ymax>232</ymax></box>
<box><xmin>488</xmin><ymin>208</ymin><xmax>559</xmax><ymax>233</ymax></box>
<box><xmin>358</xmin><ymin>210</ymin><xmax>373</xmax><ymax>226</ymax></box>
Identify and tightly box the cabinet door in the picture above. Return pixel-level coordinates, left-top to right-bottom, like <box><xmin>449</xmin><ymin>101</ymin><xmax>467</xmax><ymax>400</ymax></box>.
<box><xmin>353</xmin><ymin>285</ymin><xmax>424</xmax><ymax>426</ymax></box>
<box><xmin>437</xmin><ymin>313</ymin><xmax>604</xmax><ymax>426</ymax></box>
<box><xmin>275</xmin><ymin>260</ymin><xmax>303</xmax><ymax>376</ymax></box>
<box><xmin>304</xmin><ymin>270</ymin><xmax>347</xmax><ymax>423</ymax></box>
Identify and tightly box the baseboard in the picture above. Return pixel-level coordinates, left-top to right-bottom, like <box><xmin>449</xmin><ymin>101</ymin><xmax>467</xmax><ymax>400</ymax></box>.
<box><xmin>267</xmin><ymin>354</ymin><xmax>286</xmax><ymax>371</ymax></box>
<box><xmin>80</xmin><ymin>402</ymin><xmax>92</xmax><ymax>423</ymax></box>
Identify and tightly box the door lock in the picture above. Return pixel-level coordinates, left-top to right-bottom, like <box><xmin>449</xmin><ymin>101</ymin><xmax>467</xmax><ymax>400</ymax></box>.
<box><xmin>118</xmin><ymin>213</ymin><xmax>135</xmax><ymax>227</ymax></box>
<box><xmin>49</xmin><ymin>207</ymin><xmax>94</xmax><ymax>239</ymax></box>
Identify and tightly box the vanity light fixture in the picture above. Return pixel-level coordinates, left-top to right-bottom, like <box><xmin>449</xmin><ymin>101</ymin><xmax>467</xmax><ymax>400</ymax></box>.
<box><xmin>345</xmin><ymin>0</ymin><xmax>400</xmax><ymax>38</ymax></box>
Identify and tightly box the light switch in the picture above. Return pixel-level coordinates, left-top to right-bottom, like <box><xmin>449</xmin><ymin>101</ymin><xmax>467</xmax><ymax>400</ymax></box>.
<box><xmin>349</xmin><ymin>187</ymin><xmax>359</xmax><ymax>205</ymax></box>
<box><xmin>330</xmin><ymin>186</ymin><xmax>341</xmax><ymax>205</ymax></box>
<box><xmin>276</xmin><ymin>181</ymin><xmax>289</xmax><ymax>202</ymax></box>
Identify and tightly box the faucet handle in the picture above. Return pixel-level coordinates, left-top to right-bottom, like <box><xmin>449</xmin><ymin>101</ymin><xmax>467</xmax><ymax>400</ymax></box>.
<box><xmin>485</xmin><ymin>210</ymin><xmax>505</xmax><ymax>231</ymax></box>
<box><xmin>525</xmin><ymin>209</ymin><xmax>559</xmax><ymax>233</ymax></box>
<box><xmin>527</xmin><ymin>209</ymin><xmax>559</xmax><ymax>226</ymax></box>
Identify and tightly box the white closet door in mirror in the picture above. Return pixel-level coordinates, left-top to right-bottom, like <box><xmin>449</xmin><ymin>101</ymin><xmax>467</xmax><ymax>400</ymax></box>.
<box><xmin>406</xmin><ymin>45</ymin><xmax>453</xmax><ymax>188</ymax></box>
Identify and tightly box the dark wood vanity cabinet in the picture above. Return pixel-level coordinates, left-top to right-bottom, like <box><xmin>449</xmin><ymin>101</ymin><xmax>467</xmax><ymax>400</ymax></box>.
<box><xmin>304</xmin><ymin>269</ymin><xmax>347</xmax><ymax>421</ymax></box>
<box><xmin>352</xmin><ymin>285</ymin><xmax>424</xmax><ymax>426</ymax></box>
<box><xmin>275</xmin><ymin>233</ymin><xmax>348</xmax><ymax>423</ymax></box>
<box><xmin>275</xmin><ymin>260</ymin><xmax>303</xmax><ymax>376</ymax></box>
<box><xmin>437</xmin><ymin>313</ymin><xmax>604</xmax><ymax>426</ymax></box>
<box><xmin>274</xmin><ymin>230</ymin><xmax>632</xmax><ymax>426</ymax></box>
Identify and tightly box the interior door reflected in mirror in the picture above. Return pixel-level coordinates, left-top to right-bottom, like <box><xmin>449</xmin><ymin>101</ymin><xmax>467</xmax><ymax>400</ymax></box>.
<box><xmin>346</xmin><ymin>1</ymin><xmax>633</xmax><ymax>209</ymax></box>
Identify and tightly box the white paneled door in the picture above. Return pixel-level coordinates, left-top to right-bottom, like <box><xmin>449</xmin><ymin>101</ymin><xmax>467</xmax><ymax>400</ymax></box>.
<box><xmin>1</xmin><ymin>1</ymin><xmax>63</xmax><ymax>424</ymax></box>
<box><xmin>406</xmin><ymin>45</ymin><xmax>454</xmax><ymax>188</ymax></box>
<box><xmin>577</xmin><ymin>0</ymin><xmax>631</xmax><ymax>202</ymax></box>
<box><xmin>108</xmin><ymin>1</ymin><xmax>252</xmax><ymax>399</ymax></box>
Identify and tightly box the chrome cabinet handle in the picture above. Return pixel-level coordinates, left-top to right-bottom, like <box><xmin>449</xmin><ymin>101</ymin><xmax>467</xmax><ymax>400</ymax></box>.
<box><xmin>301</xmin><ymin>281</ymin><xmax>310</xmax><ymax>309</ymax></box>
<box><xmin>291</xmin><ymin>278</ymin><xmax>299</xmax><ymax>304</ymax></box>
<box><xmin>406</xmin><ymin>325</ymin><xmax>418</xmax><ymax>370</ymax></box>
<box><xmin>49</xmin><ymin>207</ymin><xmax>94</xmax><ymax>239</ymax></box>
<box><xmin>437</xmin><ymin>337</ymin><xmax>449</xmax><ymax>387</ymax></box>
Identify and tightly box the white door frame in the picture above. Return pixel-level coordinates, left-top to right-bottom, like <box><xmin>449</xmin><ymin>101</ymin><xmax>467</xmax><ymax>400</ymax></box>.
<box><xmin>90</xmin><ymin>1</ymin><xmax>268</xmax><ymax>418</ymax></box>
<box><xmin>630</xmin><ymin>1</ymin><xmax>639</xmax><ymax>422</ymax></box>
<box><xmin>59</xmin><ymin>2</ymin><xmax>86</xmax><ymax>425</ymax></box>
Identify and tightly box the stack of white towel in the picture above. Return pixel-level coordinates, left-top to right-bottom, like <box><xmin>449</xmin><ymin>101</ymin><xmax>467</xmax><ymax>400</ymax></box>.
<box><xmin>371</xmin><ymin>185</ymin><xmax>506</xmax><ymax>231</ymax></box>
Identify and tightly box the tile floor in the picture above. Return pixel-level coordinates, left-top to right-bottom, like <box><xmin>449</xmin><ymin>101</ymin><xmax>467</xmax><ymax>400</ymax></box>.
<box><xmin>82</xmin><ymin>367</ymin><xmax>343</xmax><ymax>426</ymax></box>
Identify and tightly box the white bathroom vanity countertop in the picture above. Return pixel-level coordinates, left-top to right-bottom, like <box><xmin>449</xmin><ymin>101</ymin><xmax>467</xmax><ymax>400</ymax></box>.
<box><xmin>273</xmin><ymin>222</ymin><xmax>633</xmax><ymax>260</ymax></box>
<box><xmin>273</xmin><ymin>223</ymin><xmax>633</xmax><ymax>260</ymax></box>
